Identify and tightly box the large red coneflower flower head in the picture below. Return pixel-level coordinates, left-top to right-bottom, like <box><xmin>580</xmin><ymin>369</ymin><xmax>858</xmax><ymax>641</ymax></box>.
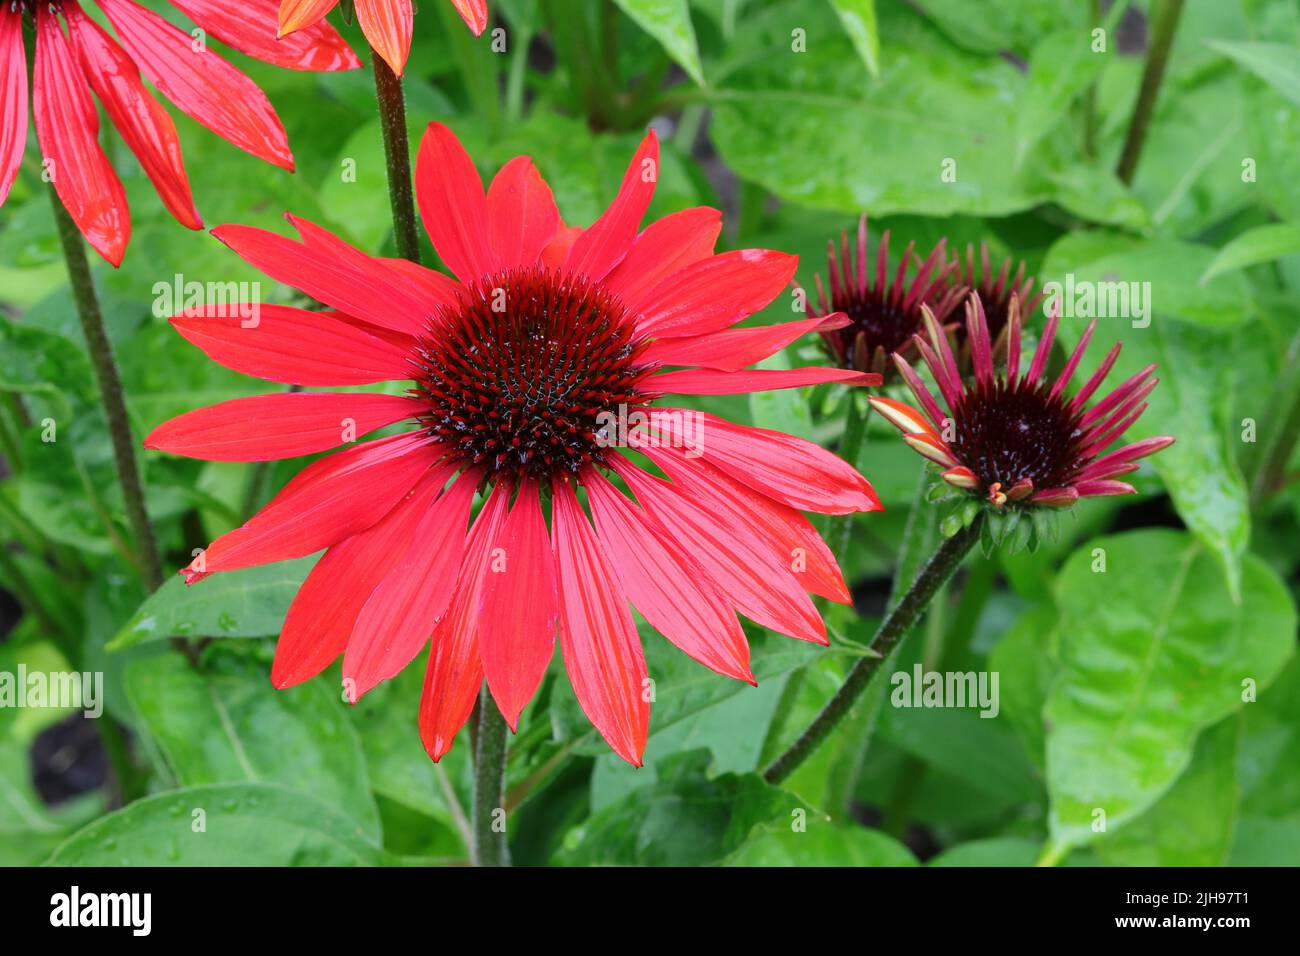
<box><xmin>870</xmin><ymin>292</ymin><xmax>1173</xmax><ymax>550</ymax></box>
<box><xmin>804</xmin><ymin>213</ymin><xmax>965</xmax><ymax>377</ymax></box>
<box><xmin>145</xmin><ymin>122</ymin><xmax>882</xmax><ymax>767</ymax></box>
<box><xmin>0</xmin><ymin>0</ymin><xmax>359</xmax><ymax>265</ymax></box>
<box><xmin>278</xmin><ymin>0</ymin><xmax>488</xmax><ymax>77</ymax></box>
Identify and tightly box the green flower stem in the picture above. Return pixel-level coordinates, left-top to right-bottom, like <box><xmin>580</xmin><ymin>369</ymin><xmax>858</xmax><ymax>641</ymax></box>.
<box><xmin>49</xmin><ymin>187</ymin><xmax>162</xmax><ymax>592</ymax></box>
<box><xmin>370</xmin><ymin>46</ymin><xmax>423</xmax><ymax>265</ymax></box>
<box><xmin>832</xmin><ymin>392</ymin><xmax>872</xmax><ymax>561</ymax></box>
<box><xmin>762</xmin><ymin>513</ymin><xmax>984</xmax><ymax>785</ymax></box>
<box><xmin>1115</xmin><ymin>0</ymin><xmax>1186</xmax><ymax>184</ymax></box>
<box><xmin>472</xmin><ymin>689</ymin><xmax>512</xmax><ymax>867</ymax></box>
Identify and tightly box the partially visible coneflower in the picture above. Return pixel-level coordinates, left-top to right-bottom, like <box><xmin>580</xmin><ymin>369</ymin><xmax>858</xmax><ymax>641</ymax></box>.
<box><xmin>278</xmin><ymin>0</ymin><xmax>488</xmax><ymax>76</ymax></box>
<box><xmin>802</xmin><ymin>214</ymin><xmax>965</xmax><ymax>377</ymax></box>
<box><xmin>870</xmin><ymin>292</ymin><xmax>1173</xmax><ymax>545</ymax></box>
<box><xmin>948</xmin><ymin>242</ymin><xmax>1044</xmax><ymax>357</ymax></box>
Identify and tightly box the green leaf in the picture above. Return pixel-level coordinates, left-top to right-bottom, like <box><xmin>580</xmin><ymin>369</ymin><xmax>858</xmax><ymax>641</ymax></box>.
<box><xmin>109</xmin><ymin>557</ymin><xmax>315</xmax><ymax>649</ymax></box>
<box><xmin>725</xmin><ymin>819</ymin><xmax>916</xmax><ymax>866</ymax></box>
<box><xmin>1096</xmin><ymin>716</ymin><xmax>1240</xmax><ymax>866</ymax></box>
<box><xmin>1014</xmin><ymin>28</ymin><xmax>1109</xmax><ymax>166</ymax></box>
<box><xmin>827</xmin><ymin>0</ymin><xmax>879</xmax><ymax>78</ymax></box>
<box><xmin>45</xmin><ymin>783</ymin><xmax>385</xmax><ymax>866</ymax></box>
<box><xmin>124</xmin><ymin>654</ymin><xmax>382</xmax><ymax>840</ymax></box>
<box><xmin>1210</xmin><ymin>40</ymin><xmax>1300</xmax><ymax>107</ymax></box>
<box><xmin>1201</xmin><ymin>222</ymin><xmax>1300</xmax><ymax>283</ymax></box>
<box><xmin>928</xmin><ymin>837</ymin><xmax>1040</xmax><ymax>867</ymax></box>
<box><xmin>612</xmin><ymin>0</ymin><xmax>705</xmax><ymax>86</ymax></box>
<box><xmin>557</xmin><ymin>750</ymin><xmax>791</xmax><ymax>865</ymax></box>
<box><xmin>1044</xmin><ymin>530</ymin><xmax>1295</xmax><ymax>848</ymax></box>
<box><xmin>987</xmin><ymin>603</ymin><xmax>1058</xmax><ymax>770</ymax></box>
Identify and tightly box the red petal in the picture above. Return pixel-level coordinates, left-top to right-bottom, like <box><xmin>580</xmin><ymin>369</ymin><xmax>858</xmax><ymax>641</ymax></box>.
<box><xmin>449</xmin><ymin>0</ymin><xmax>489</xmax><ymax>35</ymax></box>
<box><xmin>64</xmin><ymin>4</ymin><xmax>200</xmax><ymax>231</ymax></box>
<box><xmin>563</xmin><ymin>129</ymin><xmax>658</xmax><ymax>282</ymax></box>
<box><xmin>602</xmin><ymin>207</ymin><xmax>721</xmax><ymax>310</ymax></box>
<box><xmin>586</xmin><ymin>470</ymin><xmax>753</xmax><ymax>683</ymax></box>
<box><xmin>182</xmin><ymin>431</ymin><xmax>437</xmax><ymax>579</ymax></box>
<box><xmin>634</xmin><ymin>250</ymin><xmax>798</xmax><ymax>338</ymax></box>
<box><xmin>278</xmin><ymin>0</ymin><xmax>338</xmax><ymax>35</ymax></box>
<box><xmin>345</xmin><ymin>468</ymin><xmax>477</xmax><ymax>700</ymax></box>
<box><xmin>1074</xmin><ymin>479</ymin><xmax>1137</xmax><ymax>498</ymax></box>
<box><xmin>641</xmin><ymin>313</ymin><xmax>845</xmax><ymax>372</ymax></box>
<box><xmin>145</xmin><ymin>392</ymin><xmax>421</xmax><ymax>461</ymax></box>
<box><xmin>486</xmin><ymin>157</ymin><xmax>561</xmax><ymax>269</ymax></box>
<box><xmin>639</xmin><ymin>445</ymin><xmax>850</xmax><ymax>605</ymax></box>
<box><xmin>479</xmin><ymin>479</ymin><xmax>559</xmax><ymax>730</ymax></box>
<box><xmin>552</xmin><ymin>478</ymin><xmax>649</xmax><ymax>766</ymax></box>
<box><xmin>612</xmin><ymin>457</ymin><xmax>828</xmax><ymax>645</ymax></box>
<box><xmin>355</xmin><ymin>0</ymin><xmax>413</xmax><ymax>77</ymax></box>
<box><xmin>0</xmin><ymin>7</ymin><xmax>29</xmax><ymax>209</ymax></box>
<box><xmin>272</xmin><ymin>465</ymin><xmax>452</xmax><ymax>689</ymax></box>
<box><xmin>172</xmin><ymin>0</ymin><xmax>360</xmax><ymax>72</ymax></box>
<box><xmin>418</xmin><ymin>483</ymin><xmax>511</xmax><ymax>761</ymax></box>
<box><xmin>689</xmin><ymin>411</ymin><xmax>880</xmax><ymax>515</ymax></box>
<box><xmin>98</xmin><ymin>0</ymin><xmax>293</xmax><ymax>170</ymax></box>
<box><xmin>540</xmin><ymin>224</ymin><xmax>581</xmax><ymax>270</ymax></box>
<box><xmin>170</xmin><ymin>303</ymin><xmax>412</xmax><ymax>386</ymax></box>
<box><xmin>211</xmin><ymin>222</ymin><xmax>430</xmax><ymax>336</ymax></box>
<box><xmin>650</xmin><ymin>366</ymin><xmax>878</xmax><ymax>395</ymax></box>
<box><xmin>34</xmin><ymin>6</ymin><xmax>130</xmax><ymax>266</ymax></box>
<box><xmin>415</xmin><ymin>121</ymin><xmax>496</xmax><ymax>282</ymax></box>
<box><xmin>379</xmin><ymin>256</ymin><xmax>464</xmax><ymax>311</ymax></box>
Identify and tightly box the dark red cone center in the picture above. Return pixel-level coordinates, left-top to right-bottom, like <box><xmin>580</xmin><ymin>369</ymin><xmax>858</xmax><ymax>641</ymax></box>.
<box><xmin>948</xmin><ymin>379</ymin><xmax>1079</xmax><ymax>490</ymax></box>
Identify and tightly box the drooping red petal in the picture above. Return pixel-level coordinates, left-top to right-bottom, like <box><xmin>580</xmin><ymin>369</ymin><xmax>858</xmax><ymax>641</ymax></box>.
<box><xmin>98</xmin><ymin>0</ymin><xmax>293</xmax><ymax>170</ymax></box>
<box><xmin>182</xmin><ymin>431</ymin><xmax>437</xmax><ymax>580</ymax></box>
<box><xmin>64</xmin><ymin>4</ymin><xmax>201</xmax><ymax>231</ymax></box>
<box><xmin>634</xmin><ymin>250</ymin><xmax>798</xmax><ymax>338</ymax></box>
<box><xmin>172</xmin><ymin>0</ymin><xmax>360</xmax><ymax>72</ymax></box>
<box><xmin>0</xmin><ymin>7</ymin><xmax>29</xmax><ymax>210</ymax></box>
<box><xmin>344</xmin><ymin>468</ymin><xmax>477</xmax><ymax>701</ymax></box>
<box><xmin>272</xmin><ymin>464</ymin><xmax>453</xmax><ymax>688</ymax></box>
<box><xmin>415</xmin><ymin>122</ymin><xmax>497</xmax><ymax>282</ymax></box>
<box><xmin>355</xmin><ymin>0</ymin><xmax>413</xmax><ymax>76</ymax></box>
<box><xmin>641</xmin><ymin>314</ymin><xmax>848</xmax><ymax>372</ymax></box>
<box><xmin>602</xmin><ymin>207</ymin><xmax>721</xmax><ymax>310</ymax></box>
<box><xmin>680</xmin><ymin>411</ymin><xmax>880</xmax><ymax>515</ymax></box>
<box><xmin>486</xmin><ymin>157</ymin><xmax>561</xmax><ymax>269</ymax></box>
<box><xmin>639</xmin><ymin>445</ymin><xmax>851</xmax><ymax>605</ymax></box>
<box><xmin>418</xmin><ymin>483</ymin><xmax>510</xmax><ymax>761</ymax></box>
<box><xmin>479</xmin><ymin>479</ymin><xmax>559</xmax><ymax>730</ymax></box>
<box><xmin>612</xmin><ymin>457</ymin><xmax>828</xmax><ymax>645</ymax></box>
<box><xmin>585</xmin><ymin>470</ymin><xmax>753</xmax><ymax>683</ymax></box>
<box><xmin>33</xmin><ymin>6</ymin><xmax>130</xmax><ymax>266</ymax></box>
<box><xmin>211</xmin><ymin>223</ymin><xmax>429</xmax><ymax>336</ymax></box>
<box><xmin>651</xmin><ymin>366</ymin><xmax>878</xmax><ymax>395</ymax></box>
<box><xmin>552</xmin><ymin>478</ymin><xmax>649</xmax><ymax>766</ymax></box>
<box><xmin>144</xmin><ymin>392</ymin><xmax>422</xmax><ymax>461</ymax></box>
<box><xmin>563</xmin><ymin>129</ymin><xmax>658</xmax><ymax>282</ymax></box>
<box><xmin>449</xmin><ymin>0</ymin><xmax>489</xmax><ymax>36</ymax></box>
<box><xmin>278</xmin><ymin>0</ymin><xmax>339</xmax><ymax>36</ymax></box>
<box><xmin>170</xmin><ymin>303</ymin><xmax>412</xmax><ymax>386</ymax></box>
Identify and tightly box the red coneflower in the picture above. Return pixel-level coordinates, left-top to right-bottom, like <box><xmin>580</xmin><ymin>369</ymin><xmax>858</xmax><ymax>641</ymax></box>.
<box><xmin>870</xmin><ymin>292</ymin><xmax>1172</xmax><ymax>531</ymax></box>
<box><xmin>948</xmin><ymin>242</ymin><xmax>1044</xmax><ymax>356</ymax></box>
<box><xmin>803</xmin><ymin>213</ymin><xmax>965</xmax><ymax>377</ymax></box>
<box><xmin>278</xmin><ymin>0</ymin><xmax>488</xmax><ymax>76</ymax></box>
<box><xmin>0</xmin><ymin>1</ymin><xmax>361</xmax><ymax>266</ymax></box>
<box><xmin>144</xmin><ymin>122</ymin><xmax>882</xmax><ymax>766</ymax></box>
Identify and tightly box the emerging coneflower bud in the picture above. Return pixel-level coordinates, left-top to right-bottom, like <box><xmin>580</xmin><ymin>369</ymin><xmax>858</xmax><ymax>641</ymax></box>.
<box><xmin>800</xmin><ymin>214</ymin><xmax>965</xmax><ymax>377</ymax></box>
<box><xmin>870</xmin><ymin>292</ymin><xmax>1174</xmax><ymax>551</ymax></box>
<box><xmin>947</xmin><ymin>242</ymin><xmax>1044</xmax><ymax>358</ymax></box>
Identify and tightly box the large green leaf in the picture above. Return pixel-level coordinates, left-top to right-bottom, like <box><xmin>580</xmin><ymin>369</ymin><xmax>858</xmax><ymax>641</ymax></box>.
<box><xmin>1201</xmin><ymin>222</ymin><xmax>1300</xmax><ymax>283</ymax></box>
<box><xmin>123</xmin><ymin>654</ymin><xmax>381</xmax><ymax>840</ymax></box>
<box><xmin>1014</xmin><ymin>28</ymin><xmax>1111</xmax><ymax>166</ymax></box>
<box><xmin>109</xmin><ymin>557</ymin><xmax>315</xmax><ymax>649</ymax></box>
<box><xmin>45</xmin><ymin>783</ymin><xmax>385</xmax><ymax>866</ymax></box>
<box><xmin>724</xmin><ymin>819</ymin><xmax>916</xmax><ymax>866</ymax></box>
<box><xmin>1210</xmin><ymin>40</ymin><xmax>1300</xmax><ymax>107</ymax></box>
<box><xmin>1044</xmin><ymin>530</ymin><xmax>1295</xmax><ymax>848</ymax></box>
<box><xmin>827</xmin><ymin>0</ymin><xmax>879</xmax><ymax>78</ymax></box>
<box><xmin>613</xmin><ymin>0</ymin><xmax>704</xmax><ymax>85</ymax></box>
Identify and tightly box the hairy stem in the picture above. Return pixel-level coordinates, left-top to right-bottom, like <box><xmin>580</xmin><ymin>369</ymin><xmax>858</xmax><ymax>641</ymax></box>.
<box><xmin>763</xmin><ymin>514</ymin><xmax>983</xmax><ymax>785</ymax></box>
<box><xmin>49</xmin><ymin>188</ymin><xmax>162</xmax><ymax>592</ymax></box>
<box><xmin>472</xmin><ymin>690</ymin><xmax>511</xmax><ymax>866</ymax></box>
<box><xmin>371</xmin><ymin>47</ymin><xmax>422</xmax><ymax>265</ymax></box>
<box><xmin>1115</xmin><ymin>0</ymin><xmax>1185</xmax><ymax>184</ymax></box>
